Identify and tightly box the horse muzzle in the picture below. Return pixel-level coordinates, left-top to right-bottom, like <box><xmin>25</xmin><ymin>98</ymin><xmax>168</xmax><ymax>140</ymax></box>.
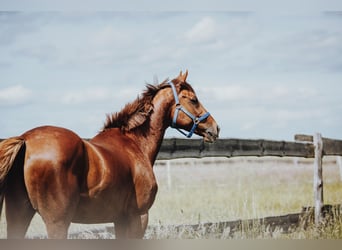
<box><xmin>202</xmin><ymin>124</ymin><xmax>220</xmax><ymax>143</ymax></box>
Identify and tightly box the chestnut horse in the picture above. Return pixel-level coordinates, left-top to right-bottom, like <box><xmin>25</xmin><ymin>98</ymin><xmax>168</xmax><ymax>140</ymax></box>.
<box><xmin>0</xmin><ymin>70</ymin><xmax>219</xmax><ymax>239</ymax></box>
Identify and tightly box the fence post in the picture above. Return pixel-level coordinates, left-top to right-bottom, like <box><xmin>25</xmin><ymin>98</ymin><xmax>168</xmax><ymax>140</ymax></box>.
<box><xmin>313</xmin><ymin>133</ymin><xmax>324</xmax><ymax>225</ymax></box>
<box><xmin>337</xmin><ymin>156</ymin><xmax>342</xmax><ymax>182</ymax></box>
<box><xmin>167</xmin><ymin>160</ymin><xmax>172</xmax><ymax>190</ymax></box>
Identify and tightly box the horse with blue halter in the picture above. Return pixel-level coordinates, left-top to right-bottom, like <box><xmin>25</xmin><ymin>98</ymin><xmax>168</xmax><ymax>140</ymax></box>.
<box><xmin>0</xmin><ymin>70</ymin><xmax>219</xmax><ymax>238</ymax></box>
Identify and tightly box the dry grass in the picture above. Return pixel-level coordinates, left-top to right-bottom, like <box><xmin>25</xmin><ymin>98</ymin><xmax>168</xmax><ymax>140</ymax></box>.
<box><xmin>151</xmin><ymin>157</ymin><xmax>326</xmax><ymax>224</ymax></box>
<box><xmin>147</xmin><ymin>156</ymin><xmax>342</xmax><ymax>239</ymax></box>
<box><xmin>1</xmin><ymin>156</ymin><xmax>342</xmax><ymax>239</ymax></box>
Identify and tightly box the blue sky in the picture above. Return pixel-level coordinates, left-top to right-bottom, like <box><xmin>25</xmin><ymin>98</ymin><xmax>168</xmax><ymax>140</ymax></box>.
<box><xmin>0</xmin><ymin>10</ymin><xmax>342</xmax><ymax>140</ymax></box>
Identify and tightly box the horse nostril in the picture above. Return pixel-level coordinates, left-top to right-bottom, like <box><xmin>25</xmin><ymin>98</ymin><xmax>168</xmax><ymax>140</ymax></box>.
<box><xmin>205</xmin><ymin>126</ymin><xmax>219</xmax><ymax>140</ymax></box>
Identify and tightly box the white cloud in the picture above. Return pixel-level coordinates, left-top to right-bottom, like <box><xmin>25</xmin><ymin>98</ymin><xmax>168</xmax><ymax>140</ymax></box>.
<box><xmin>0</xmin><ymin>85</ymin><xmax>32</xmax><ymax>106</ymax></box>
<box><xmin>91</xmin><ymin>25</ymin><xmax>132</xmax><ymax>48</ymax></box>
<box><xmin>199</xmin><ymin>85</ymin><xmax>254</xmax><ymax>101</ymax></box>
<box><xmin>185</xmin><ymin>16</ymin><xmax>218</xmax><ymax>44</ymax></box>
<box><xmin>61</xmin><ymin>87</ymin><xmax>111</xmax><ymax>105</ymax></box>
<box><xmin>199</xmin><ymin>83</ymin><xmax>317</xmax><ymax>105</ymax></box>
<box><xmin>61</xmin><ymin>86</ymin><xmax>138</xmax><ymax>105</ymax></box>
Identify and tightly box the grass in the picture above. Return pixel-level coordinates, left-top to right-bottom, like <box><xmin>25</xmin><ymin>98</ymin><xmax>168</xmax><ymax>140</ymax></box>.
<box><xmin>147</xmin><ymin>156</ymin><xmax>342</xmax><ymax>239</ymax></box>
<box><xmin>1</xmin><ymin>156</ymin><xmax>342</xmax><ymax>239</ymax></box>
<box><xmin>150</xmin><ymin>157</ymin><xmax>315</xmax><ymax>224</ymax></box>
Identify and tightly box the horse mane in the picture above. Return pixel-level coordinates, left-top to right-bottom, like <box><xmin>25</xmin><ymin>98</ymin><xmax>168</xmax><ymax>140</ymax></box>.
<box><xmin>103</xmin><ymin>79</ymin><xmax>194</xmax><ymax>133</ymax></box>
<box><xmin>103</xmin><ymin>80</ymin><xmax>167</xmax><ymax>132</ymax></box>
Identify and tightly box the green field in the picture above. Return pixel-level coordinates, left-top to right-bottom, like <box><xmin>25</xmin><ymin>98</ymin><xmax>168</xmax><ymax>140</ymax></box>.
<box><xmin>1</xmin><ymin>156</ymin><xmax>342</xmax><ymax>239</ymax></box>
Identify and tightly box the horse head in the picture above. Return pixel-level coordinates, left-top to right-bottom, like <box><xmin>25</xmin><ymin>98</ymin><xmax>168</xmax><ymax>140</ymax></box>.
<box><xmin>169</xmin><ymin>70</ymin><xmax>220</xmax><ymax>142</ymax></box>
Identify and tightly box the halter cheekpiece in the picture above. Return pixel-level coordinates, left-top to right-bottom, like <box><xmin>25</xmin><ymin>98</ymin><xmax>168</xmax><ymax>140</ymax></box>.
<box><xmin>168</xmin><ymin>81</ymin><xmax>210</xmax><ymax>138</ymax></box>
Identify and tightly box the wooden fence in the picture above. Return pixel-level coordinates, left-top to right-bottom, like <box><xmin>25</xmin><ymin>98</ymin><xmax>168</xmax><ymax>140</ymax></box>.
<box><xmin>156</xmin><ymin>133</ymin><xmax>342</xmax><ymax>225</ymax></box>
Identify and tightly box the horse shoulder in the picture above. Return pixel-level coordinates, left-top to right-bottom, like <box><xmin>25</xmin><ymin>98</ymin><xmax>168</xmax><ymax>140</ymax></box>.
<box><xmin>123</xmin><ymin>137</ymin><xmax>158</xmax><ymax>213</ymax></box>
<box><xmin>81</xmin><ymin>139</ymin><xmax>131</xmax><ymax>198</ymax></box>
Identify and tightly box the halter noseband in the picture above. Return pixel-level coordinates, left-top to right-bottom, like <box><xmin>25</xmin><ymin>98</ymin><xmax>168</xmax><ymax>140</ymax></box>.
<box><xmin>169</xmin><ymin>81</ymin><xmax>210</xmax><ymax>138</ymax></box>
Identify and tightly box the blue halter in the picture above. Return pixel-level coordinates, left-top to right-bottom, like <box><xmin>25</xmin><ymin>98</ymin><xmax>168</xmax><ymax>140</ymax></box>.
<box><xmin>169</xmin><ymin>81</ymin><xmax>210</xmax><ymax>138</ymax></box>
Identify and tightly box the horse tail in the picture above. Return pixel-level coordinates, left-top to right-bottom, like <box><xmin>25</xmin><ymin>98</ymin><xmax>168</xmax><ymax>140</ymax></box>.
<box><xmin>0</xmin><ymin>137</ymin><xmax>25</xmax><ymax>217</ymax></box>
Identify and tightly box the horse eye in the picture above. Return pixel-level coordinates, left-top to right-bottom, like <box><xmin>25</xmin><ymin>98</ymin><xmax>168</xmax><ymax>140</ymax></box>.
<box><xmin>190</xmin><ymin>97</ymin><xmax>199</xmax><ymax>105</ymax></box>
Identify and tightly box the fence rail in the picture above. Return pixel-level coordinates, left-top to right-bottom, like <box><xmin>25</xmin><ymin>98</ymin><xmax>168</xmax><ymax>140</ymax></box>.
<box><xmin>28</xmin><ymin>203</ymin><xmax>340</xmax><ymax>238</ymax></box>
<box><xmin>157</xmin><ymin>137</ymin><xmax>315</xmax><ymax>159</ymax></box>
<box><xmin>156</xmin><ymin>135</ymin><xmax>342</xmax><ymax>160</ymax></box>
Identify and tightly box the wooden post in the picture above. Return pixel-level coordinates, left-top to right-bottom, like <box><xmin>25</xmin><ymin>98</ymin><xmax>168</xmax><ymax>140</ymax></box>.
<box><xmin>167</xmin><ymin>160</ymin><xmax>172</xmax><ymax>190</ymax></box>
<box><xmin>337</xmin><ymin>156</ymin><xmax>342</xmax><ymax>182</ymax></box>
<box><xmin>313</xmin><ymin>133</ymin><xmax>324</xmax><ymax>225</ymax></box>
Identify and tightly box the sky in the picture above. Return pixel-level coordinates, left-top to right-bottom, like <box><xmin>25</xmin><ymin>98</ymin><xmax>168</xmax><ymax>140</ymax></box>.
<box><xmin>0</xmin><ymin>10</ymin><xmax>342</xmax><ymax>141</ymax></box>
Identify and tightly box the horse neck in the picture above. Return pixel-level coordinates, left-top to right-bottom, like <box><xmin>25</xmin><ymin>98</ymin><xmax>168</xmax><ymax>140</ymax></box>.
<box><xmin>128</xmin><ymin>87</ymin><xmax>173</xmax><ymax>164</ymax></box>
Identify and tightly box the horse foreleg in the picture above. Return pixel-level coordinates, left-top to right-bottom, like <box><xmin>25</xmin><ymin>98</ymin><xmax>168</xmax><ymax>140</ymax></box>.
<box><xmin>114</xmin><ymin>213</ymin><xmax>148</xmax><ymax>239</ymax></box>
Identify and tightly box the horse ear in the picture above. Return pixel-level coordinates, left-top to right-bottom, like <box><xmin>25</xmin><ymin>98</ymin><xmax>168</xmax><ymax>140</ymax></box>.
<box><xmin>178</xmin><ymin>69</ymin><xmax>189</xmax><ymax>82</ymax></box>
